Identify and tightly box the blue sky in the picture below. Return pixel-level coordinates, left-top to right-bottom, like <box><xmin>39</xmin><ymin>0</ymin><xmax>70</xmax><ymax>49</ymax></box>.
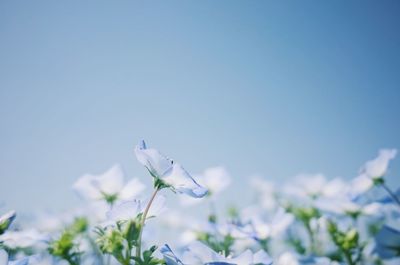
<box><xmin>1</xmin><ymin>0</ymin><xmax>399</xmax><ymax>212</ymax></box>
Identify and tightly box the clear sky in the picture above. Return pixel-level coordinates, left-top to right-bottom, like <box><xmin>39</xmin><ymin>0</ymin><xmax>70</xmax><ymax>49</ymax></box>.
<box><xmin>1</xmin><ymin>0</ymin><xmax>399</xmax><ymax>212</ymax></box>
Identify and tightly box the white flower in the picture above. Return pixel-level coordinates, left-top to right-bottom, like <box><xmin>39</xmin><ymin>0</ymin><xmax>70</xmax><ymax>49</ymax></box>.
<box><xmin>0</xmin><ymin>229</ymin><xmax>49</xmax><ymax>250</ymax></box>
<box><xmin>314</xmin><ymin>196</ymin><xmax>383</xmax><ymax>217</ymax></box>
<box><xmin>283</xmin><ymin>174</ymin><xmax>345</xmax><ymax>199</ymax></box>
<box><xmin>199</xmin><ymin>166</ymin><xmax>231</xmax><ymax>195</ymax></box>
<box><xmin>348</xmin><ymin>174</ymin><xmax>373</xmax><ymax>197</ymax></box>
<box><xmin>180</xmin><ymin>166</ymin><xmax>231</xmax><ymax>205</ymax></box>
<box><xmin>105</xmin><ymin>195</ymin><xmax>166</xmax><ymax>223</ymax></box>
<box><xmin>250</xmin><ymin>177</ymin><xmax>277</xmax><ymax>210</ymax></box>
<box><xmin>161</xmin><ymin>241</ymin><xmax>272</xmax><ymax>265</ymax></box>
<box><xmin>72</xmin><ymin>164</ymin><xmax>145</xmax><ymax>203</ymax></box>
<box><xmin>134</xmin><ymin>140</ymin><xmax>207</xmax><ymax>198</ymax></box>
<box><xmin>349</xmin><ymin>149</ymin><xmax>397</xmax><ymax>196</ymax></box>
<box><xmin>276</xmin><ymin>252</ymin><xmax>299</xmax><ymax>265</ymax></box>
<box><xmin>361</xmin><ymin>149</ymin><xmax>397</xmax><ymax>179</ymax></box>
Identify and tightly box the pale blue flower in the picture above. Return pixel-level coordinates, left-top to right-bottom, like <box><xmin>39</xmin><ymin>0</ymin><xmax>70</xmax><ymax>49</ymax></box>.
<box><xmin>160</xmin><ymin>241</ymin><xmax>272</xmax><ymax>265</ymax></box>
<box><xmin>160</xmin><ymin>245</ymin><xmax>185</xmax><ymax>265</ymax></box>
<box><xmin>73</xmin><ymin>164</ymin><xmax>145</xmax><ymax>203</ymax></box>
<box><xmin>0</xmin><ymin>229</ymin><xmax>49</xmax><ymax>250</ymax></box>
<box><xmin>135</xmin><ymin>140</ymin><xmax>207</xmax><ymax>198</ymax></box>
<box><xmin>106</xmin><ymin>195</ymin><xmax>166</xmax><ymax>223</ymax></box>
<box><xmin>361</xmin><ymin>149</ymin><xmax>397</xmax><ymax>179</ymax></box>
<box><xmin>195</xmin><ymin>166</ymin><xmax>231</xmax><ymax>196</ymax></box>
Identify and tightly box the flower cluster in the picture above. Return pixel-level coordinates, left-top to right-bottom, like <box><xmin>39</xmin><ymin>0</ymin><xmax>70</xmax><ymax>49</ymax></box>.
<box><xmin>0</xmin><ymin>142</ymin><xmax>399</xmax><ymax>265</ymax></box>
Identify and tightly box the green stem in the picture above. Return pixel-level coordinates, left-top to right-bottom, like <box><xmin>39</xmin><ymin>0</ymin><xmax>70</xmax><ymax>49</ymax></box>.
<box><xmin>304</xmin><ymin>221</ymin><xmax>316</xmax><ymax>254</ymax></box>
<box><xmin>86</xmin><ymin>234</ymin><xmax>105</xmax><ymax>265</ymax></box>
<box><xmin>135</xmin><ymin>188</ymin><xmax>160</xmax><ymax>260</ymax></box>
<box><xmin>65</xmin><ymin>257</ymin><xmax>79</xmax><ymax>265</ymax></box>
<box><xmin>380</xmin><ymin>182</ymin><xmax>400</xmax><ymax>206</ymax></box>
<box><xmin>343</xmin><ymin>250</ymin><xmax>355</xmax><ymax>265</ymax></box>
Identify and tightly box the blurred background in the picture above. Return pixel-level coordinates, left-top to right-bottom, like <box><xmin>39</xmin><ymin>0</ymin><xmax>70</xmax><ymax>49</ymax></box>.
<box><xmin>1</xmin><ymin>0</ymin><xmax>399</xmax><ymax>213</ymax></box>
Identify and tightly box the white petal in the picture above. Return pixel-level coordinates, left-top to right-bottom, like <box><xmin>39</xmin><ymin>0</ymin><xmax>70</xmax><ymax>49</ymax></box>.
<box><xmin>363</xmin><ymin>149</ymin><xmax>397</xmax><ymax>178</ymax></box>
<box><xmin>72</xmin><ymin>174</ymin><xmax>102</xmax><ymax>200</ymax></box>
<box><xmin>322</xmin><ymin>178</ymin><xmax>347</xmax><ymax>197</ymax></box>
<box><xmin>203</xmin><ymin>166</ymin><xmax>231</xmax><ymax>195</ymax></box>
<box><xmin>134</xmin><ymin>140</ymin><xmax>173</xmax><ymax>178</ymax></box>
<box><xmin>185</xmin><ymin>241</ymin><xmax>223</xmax><ymax>263</ymax></box>
<box><xmin>230</xmin><ymin>249</ymin><xmax>253</xmax><ymax>265</ymax></box>
<box><xmin>162</xmin><ymin>163</ymin><xmax>208</xmax><ymax>198</ymax></box>
<box><xmin>253</xmin><ymin>249</ymin><xmax>273</xmax><ymax>265</ymax></box>
<box><xmin>106</xmin><ymin>200</ymin><xmax>141</xmax><ymax>222</ymax></box>
<box><xmin>92</xmin><ymin>164</ymin><xmax>125</xmax><ymax>195</ymax></box>
<box><xmin>362</xmin><ymin>202</ymin><xmax>383</xmax><ymax>215</ymax></box>
<box><xmin>349</xmin><ymin>174</ymin><xmax>373</xmax><ymax>197</ymax></box>
<box><xmin>119</xmin><ymin>178</ymin><xmax>146</xmax><ymax>200</ymax></box>
<box><xmin>277</xmin><ymin>252</ymin><xmax>300</xmax><ymax>265</ymax></box>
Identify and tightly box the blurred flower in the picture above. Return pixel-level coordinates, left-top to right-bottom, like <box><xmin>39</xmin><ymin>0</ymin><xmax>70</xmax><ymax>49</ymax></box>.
<box><xmin>134</xmin><ymin>140</ymin><xmax>207</xmax><ymax>198</ymax></box>
<box><xmin>348</xmin><ymin>174</ymin><xmax>374</xmax><ymax>198</ymax></box>
<box><xmin>198</xmin><ymin>166</ymin><xmax>231</xmax><ymax>196</ymax></box>
<box><xmin>180</xmin><ymin>166</ymin><xmax>231</xmax><ymax>206</ymax></box>
<box><xmin>250</xmin><ymin>177</ymin><xmax>277</xmax><ymax>210</ymax></box>
<box><xmin>361</xmin><ymin>149</ymin><xmax>397</xmax><ymax>179</ymax></box>
<box><xmin>106</xmin><ymin>195</ymin><xmax>166</xmax><ymax>224</ymax></box>
<box><xmin>350</xmin><ymin>149</ymin><xmax>397</xmax><ymax>197</ymax></box>
<box><xmin>315</xmin><ymin>197</ymin><xmax>382</xmax><ymax>218</ymax></box>
<box><xmin>284</xmin><ymin>174</ymin><xmax>346</xmax><ymax>200</ymax></box>
<box><xmin>161</xmin><ymin>241</ymin><xmax>272</xmax><ymax>265</ymax></box>
<box><xmin>0</xmin><ymin>211</ymin><xmax>16</xmax><ymax>235</ymax></box>
<box><xmin>276</xmin><ymin>251</ymin><xmax>299</xmax><ymax>265</ymax></box>
<box><xmin>73</xmin><ymin>164</ymin><xmax>145</xmax><ymax>204</ymax></box>
<box><xmin>247</xmin><ymin>208</ymin><xmax>294</xmax><ymax>241</ymax></box>
<box><xmin>0</xmin><ymin>229</ymin><xmax>49</xmax><ymax>250</ymax></box>
<box><xmin>0</xmin><ymin>249</ymin><xmax>41</xmax><ymax>265</ymax></box>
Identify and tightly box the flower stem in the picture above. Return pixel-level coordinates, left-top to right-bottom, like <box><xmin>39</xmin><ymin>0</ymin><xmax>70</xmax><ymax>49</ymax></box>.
<box><xmin>380</xmin><ymin>182</ymin><xmax>400</xmax><ymax>206</ymax></box>
<box><xmin>343</xmin><ymin>250</ymin><xmax>355</xmax><ymax>265</ymax></box>
<box><xmin>304</xmin><ymin>221</ymin><xmax>316</xmax><ymax>254</ymax></box>
<box><xmin>135</xmin><ymin>188</ymin><xmax>160</xmax><ymax>260</ymax></box>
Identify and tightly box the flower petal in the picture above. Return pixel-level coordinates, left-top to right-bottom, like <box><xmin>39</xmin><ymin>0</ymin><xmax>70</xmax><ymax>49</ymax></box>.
<box><xmin>135</xmin><ymin>140</ymin><xmax>173</xmax><ymax>178</ymax></box>
<box><xmin>106</xmin><ymin>200</ymin><xmax>142</xmax><ymax>222</ymax></box>
<box><xmin>119</xmin><ymin>178</ymin><xmax>146</xmax><ymax>200</ymax></box>
<box><xmin>162</xmin><ymin>163</ymin><xmax>208</xmax><ymax>198</ymax></box>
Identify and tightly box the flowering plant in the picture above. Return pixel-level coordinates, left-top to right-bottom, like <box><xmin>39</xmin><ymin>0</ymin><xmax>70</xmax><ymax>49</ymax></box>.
<box><xmin>1</xmin><ymin>142</ymin><xmax>399</xmax><ymax>265</ymax></box>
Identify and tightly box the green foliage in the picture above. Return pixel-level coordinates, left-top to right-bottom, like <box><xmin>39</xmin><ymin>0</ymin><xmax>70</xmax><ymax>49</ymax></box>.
<box><xmin>227</xmin><ymin>206</ymin><xmax>239</xmax><ymax>220</ymax></box>
<box><xmin>153</xmin><ymin>177</ymin><xmax>170</xmax><ymax>190</ymax></box>
<box><xmin>0</xmin><ymin>221</ymin><xmax>11</xmax><ymax>235</ymax></box>
<box><xmin>287</xmin><ymin>206</ymin><xmax>320</xmax><ymax>222</ymax></box>
<box><xmin>327</xmin><ymin>220</ymin><xmax>363</xmax><ymax>265</ymax></box>
<box><xmin>48</xmin><ymin>231</ymin><xmax>81</xmax><ymax>265</ymax></box>
<box><xmin>0</xmin><ymin>212</ymin><xmax>16</xmax><ymax>235</ymax></box>
<box><xmin>48</xmin><ymin>217</ymin><xmax>89</xmax><ymax>265</ymax></box>
<box><xmin>70</xmin><ymin>217</ymin><xmax>88</xmax><ymax>234</ymax></box>
<box><xmin>132</xmin><ymin>245</ymin><xmax>166</xmax><ymax>265</ymax></box>
<box><xmin>286</xmin><ymin>235</ymin><xmax>306</xmax><ymax>255</ymax></box>
<box><xmin>102</xmin><ymin>192</ymin><xmax>119</xmax><ymax>206</ymax></box>
<box><xmin>286</xmin><ymin>205</ymin><xmax>320</xmax><ymax>254</ymax></box>
<box><xmin>95</xmin><ymin>215</ymin><xmax>143</xmax><ymax>265</ymax></box>
<box><xmin>197</xmin><ymin>232</ymin><xmax>235</xmax><ymax>257</ymax></box>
